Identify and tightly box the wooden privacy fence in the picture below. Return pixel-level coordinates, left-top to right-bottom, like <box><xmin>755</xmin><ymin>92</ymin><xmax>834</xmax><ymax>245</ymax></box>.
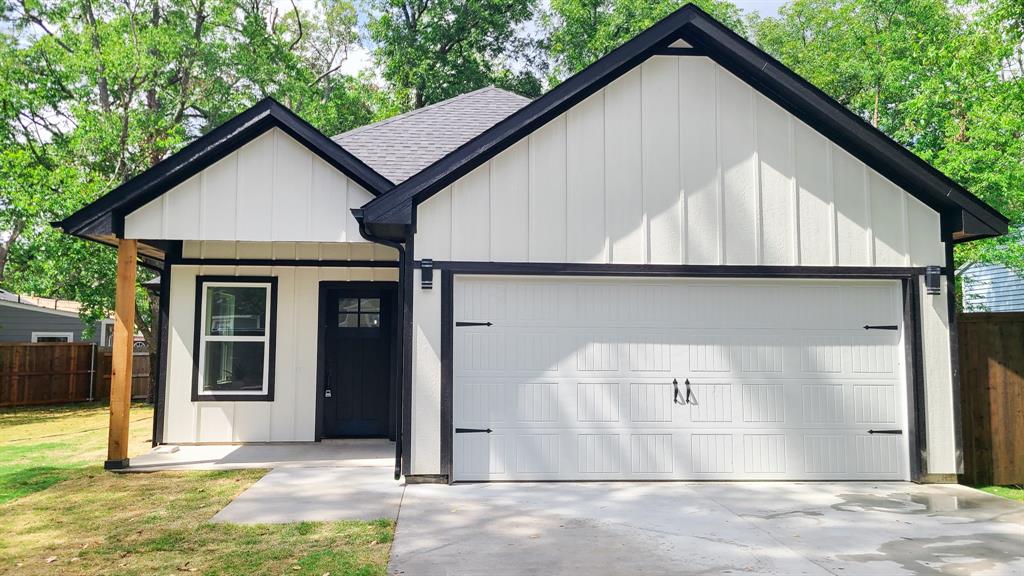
<box><xmin>958</xmin><ymin>312</ymin><xmax>1024</xmax><ymax>486</ymax></box>
<box><xmin>0</xmin><ymin>343</ymin><xmax>151</xmax><ymax>408</ymax></box>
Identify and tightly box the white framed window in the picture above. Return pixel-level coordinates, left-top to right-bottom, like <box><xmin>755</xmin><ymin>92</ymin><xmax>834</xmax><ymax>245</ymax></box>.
<box><xmin>99</xmin><ymin>319</ymin><xmax>115</xmax><ymax>347</ymax></box>
<box><xmin>192</xmin><ymin>277</ymin><xmax>277</xmax><ymax>401</ymax></box>
<box><xmin>31</xmin><ymin>332</ymin><xmax>74</xmax><ymax>343</ymax></box>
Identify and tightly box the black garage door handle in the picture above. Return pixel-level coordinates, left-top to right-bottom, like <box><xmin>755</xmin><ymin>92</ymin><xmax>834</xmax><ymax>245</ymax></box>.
<box><xmin>455</xmin><ymin>428</ymin><xmax>492</xmax><ymax>434</ymax></box>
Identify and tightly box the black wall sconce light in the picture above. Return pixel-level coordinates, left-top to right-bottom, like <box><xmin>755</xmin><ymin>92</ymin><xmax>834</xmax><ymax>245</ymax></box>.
<box><xmin>925</xmin><ymin>265</ymin><xmax>942</xmax><ymax>295</ymax></box>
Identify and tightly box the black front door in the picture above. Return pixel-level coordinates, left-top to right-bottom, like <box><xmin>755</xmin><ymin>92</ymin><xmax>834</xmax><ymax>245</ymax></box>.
<box><xmin>321</xmin><ymin>287</ymin><xmax>392</xmax><ymax>438</ymax></box>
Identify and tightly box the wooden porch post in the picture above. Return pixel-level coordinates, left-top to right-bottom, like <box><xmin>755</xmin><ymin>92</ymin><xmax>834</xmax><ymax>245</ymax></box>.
<box><xmin>105</xmin><ymin>239</ymin><xmax>137</xmax><ymax>470</ymax></box>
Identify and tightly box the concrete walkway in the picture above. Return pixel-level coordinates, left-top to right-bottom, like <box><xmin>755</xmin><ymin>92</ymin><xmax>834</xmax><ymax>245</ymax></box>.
<box><xmin>129</xmin><ymin>440</ymin><xmax>405</xmax><ymax>524</ymax></box>
<box><xmin>212</xmin><ymin>465</ymin><xmax>403</xmax><ymax>523</ymax></box>
<box><xmin>391</xmin><ymin>482</ymin><xmax>1024</xmax><ymax>576</ymax></box>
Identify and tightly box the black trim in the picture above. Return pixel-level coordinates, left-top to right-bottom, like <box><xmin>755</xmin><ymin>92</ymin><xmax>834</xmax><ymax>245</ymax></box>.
<box><xmin>904</xmin><ymin>277</ymin><xmax>928</xmax><ymax>481</ymax></box>
<box><xmin>190</xmin><ymin>276</ymin><xmax>278</xmax><ymax>402</ymax></box>
<box><xmin>56</xmin><ymin>97</ymin><xmax>394</xmax><ymax>241</ymax></box>
<box><xmin>655</xmin><ymin>47</ymin><xmax>706</xmax><ymax>56</ymax></box>
<box><xmin>417</xmin><ymin>260</ymin><xmax>939</xmax><ymax>279</ymax></box>
<box><xmin>314</xmin><ymin>281</ymin><xmax>400</xmax><ymax>441</ymax></box>
<box><xmin>400</xmin><ymin>235</ymin><xmax>414</xmax><ymax>477</ymax></box>
<box><xmin>944</xmin><ymin>240</ymin><xmax>964</xmax><ymax>474</ymax></box>
<box><xmin>358</xmin><ymin>4</ymin><xmax>1007</xmax><ymax>241</ymax></box>
<box><xmin>440</xmin><ymin>270</ymin><xmax>454</xmax><ymax>483</ymax></box>
<box><xmin>176</xmin><ymin>258</ymin><xmax>399</xmax><ymax>268</ymax></box>
<box><xmin>104</xmin><ymin>459</ymin><xmax>130</xmax><ymax>470</ymax></box>
<box><xmin>441</xmin><ymin>269</ymin><xmax>925</xmax><ymax>483</ymax></box>
<box><xmin>152</xmin><ymin>242</ymin><xmax>181</xmax><ymax>446</ymax></box>
<box><xmin>354</xmin><ymin>210</ymin><xmax>413</xmax><ymax>480</ymax></box>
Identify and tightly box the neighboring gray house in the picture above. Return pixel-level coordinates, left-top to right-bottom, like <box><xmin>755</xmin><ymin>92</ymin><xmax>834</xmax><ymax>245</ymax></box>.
<box><xmin>959</xmin><ymin>263</ymin><xmax>1024</xmax><ymax>312</ymax></box>
<box><xmin>0</xmin><ymin>290</ymin><xmax>111</xmax><ymax>344</ymax></box>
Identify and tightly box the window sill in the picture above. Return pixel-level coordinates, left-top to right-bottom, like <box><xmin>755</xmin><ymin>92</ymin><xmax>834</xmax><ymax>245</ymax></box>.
<box><xmin>191</xmin><ymin>392</ymin><xmax>275</xmax><ymax>402</ymax></box>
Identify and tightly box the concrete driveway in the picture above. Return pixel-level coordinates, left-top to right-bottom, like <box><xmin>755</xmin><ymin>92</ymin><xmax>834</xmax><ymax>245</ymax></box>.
<box><xmin>390</xmin><ymin>482</ymin><xmax>1024</xmax><ymax>576</ymax></box>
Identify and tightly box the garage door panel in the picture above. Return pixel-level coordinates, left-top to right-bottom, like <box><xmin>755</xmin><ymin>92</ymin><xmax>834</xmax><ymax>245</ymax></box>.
<box><xmin>453</xmin><ymin>277</ymin><xmax>908</xmax><ymax>481</ymax></box>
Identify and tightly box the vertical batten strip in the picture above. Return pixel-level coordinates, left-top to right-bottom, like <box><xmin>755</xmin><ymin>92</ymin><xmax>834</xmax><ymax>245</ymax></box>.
<box><xmin>900</xmin><ymin>186</ymin><xmax>911</xmax><ymax>266</ymax></box>
<box><xmin>715</xmin><ymin>65</ymin><xmax>725</xmax><ymax>265</ymax></box>
<box><xmin>751</xmin><ymin>88</ymin><xmax>763</xmax><ymax>265</ymax></box>
<box><xmin>863</xmin><ymin>163</ymin><xmax>875</xmax><ymax>266</ymax></box>
<box><xmin>678</xmin><ymin>58</ymin><xmax>687</xmax><ymax>265</ymax></box>
<box><xmin>198</xmin><ymin>170</ymin><xmax>207</xmax><ymax>241</ymax></box>
<box><xmin>639</xmin><ymin>65</ymin><xmax>649</xmax><ymax>265</ymax></box>
<box><xmin>789</xmin><ymin>115</ymin><xmax>800</xmax><ymax>265</ymax></box>
<box><xmin>827</xmin><ymin>144</ymin><xmax>838</xmax><ymax>266</ymax></box>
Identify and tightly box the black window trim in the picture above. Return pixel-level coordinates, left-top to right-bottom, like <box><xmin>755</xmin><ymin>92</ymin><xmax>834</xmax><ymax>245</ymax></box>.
<box><xmin>192</xmin><ymin>275</ymin><xmax>278</xmax><ymax>402</ymax></box>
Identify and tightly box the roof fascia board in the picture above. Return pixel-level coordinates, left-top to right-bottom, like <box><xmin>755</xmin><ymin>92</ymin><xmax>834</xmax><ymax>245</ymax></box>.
<box><xmin>0</xmin><ymin>298</ymin><xmax>84</xmax><ymax>318</ymax></box>
<box><xmin>359</xmin><ymin>8</ymin><xmax>698</xmax><ymax>225</ymax></box>
<box><xmin>57</xmin><ymin>98</ymin><xmax>394</xmax><ymax>238</ymax></box>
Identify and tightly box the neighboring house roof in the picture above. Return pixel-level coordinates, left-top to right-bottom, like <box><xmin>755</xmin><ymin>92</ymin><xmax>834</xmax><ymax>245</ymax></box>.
<box><xmin>0</xmin><ymin>289</ymin><xmax>83</xmax><ymax>318</ymax></box>
<box><xmin>958</xmin><ymin>263</ymin><xmax>1024</xmax><ymax>312</ymax></box>
<box><xmin>53</xmin><ymin>98</ymin><xmax>396</xmax><ymax>262</ymax></box>
<box><xmin>332</xmin><ymin>87</ymin><xmax>532</xmax><ymax>184</ymax></box>
<box><xmin>355</xmin><ymin>3</ymin><xmax>1009</xmax><ymax>243</ymax></box>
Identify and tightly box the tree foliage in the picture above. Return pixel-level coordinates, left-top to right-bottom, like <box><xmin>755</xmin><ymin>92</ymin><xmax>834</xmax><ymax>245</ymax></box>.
<box><xmin>0</xmin><ymin>0</ymin><xmax>398</xmax><ymax>344</ymax></box>
<box><xmin>366</xmin><ymin>0</ymin><xmax>544</xmax><ymax>108</ymax></box>
<box><xmin>544</xmin><ymin>0</ymin><xmax>748</xmax><ymax>78</ymax></box>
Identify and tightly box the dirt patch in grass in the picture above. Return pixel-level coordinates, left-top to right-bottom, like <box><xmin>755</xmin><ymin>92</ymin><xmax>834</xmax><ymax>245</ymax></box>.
<box><xmin>0</xmin><ymin>468</ymin><xmax>393</xmax><ymax>575</ymax></box>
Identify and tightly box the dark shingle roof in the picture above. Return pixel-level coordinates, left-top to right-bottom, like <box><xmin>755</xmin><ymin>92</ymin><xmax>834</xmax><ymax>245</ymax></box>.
<box><xmin>333</xmin><ymin>87</ymin><xmax>531</xmax><ymax>184</ymax></box>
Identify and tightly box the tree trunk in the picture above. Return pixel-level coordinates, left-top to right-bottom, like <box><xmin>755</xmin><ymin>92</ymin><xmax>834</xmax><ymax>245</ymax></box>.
<box><xmin>0</xmin><ymin>221</ymin><xmax>24</xmax><ymax>285</ymax></box>
<box><xmin>82</xmin><ymin>0</ymin><xmax>111</xmax><ymax>111</ymax></box>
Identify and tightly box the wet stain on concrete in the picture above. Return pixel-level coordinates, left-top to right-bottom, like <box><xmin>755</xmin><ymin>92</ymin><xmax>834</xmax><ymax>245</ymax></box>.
<box><xmin>831</xmin><ymin>491</ymin><xmax>1024</xmax><ymax>524</ymax></box>
<box><xmin>837</xmin><ymin>532</ymin><xmax>1024</xmax><ymax>576</ymax></box>
<box><xmin>743</xmin><ymin>509</ymin><xmax>825</xmax><ymax>521</ymax></box>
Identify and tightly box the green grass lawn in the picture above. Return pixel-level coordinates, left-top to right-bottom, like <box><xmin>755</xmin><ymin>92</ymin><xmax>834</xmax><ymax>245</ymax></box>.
<box><xmin>0</xmin><ymin>403</ymin><xmax>393</xmax><ymax>575</ymax></box>
<box><xmin>977</xmin><ymin>484</ymin><xmax>1024</xmax><ymax>503</ymax></box>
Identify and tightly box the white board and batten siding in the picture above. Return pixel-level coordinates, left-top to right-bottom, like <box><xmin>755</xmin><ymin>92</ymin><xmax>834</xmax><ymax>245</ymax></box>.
<box><xmin>163</xmin><ymin>262</ymin><xmax>399</xmax><ymax>444</ymax></box>
<box><xmin>414</xmin><ymin>57</ymin><xmax>944</xmax><ymax>267</ymax></box>
<box><xmin>124</xmin><ymin>128</ymin><xmax>374</xmax><ymax>244</ymax></box>
<box><xmin>410</xmin><ymin>56</ymin><xmax>957</xmax><ymax>478</ymax></box>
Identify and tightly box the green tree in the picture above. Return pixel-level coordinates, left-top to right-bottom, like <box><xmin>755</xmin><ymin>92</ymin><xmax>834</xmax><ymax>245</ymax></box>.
<box><xmin>366</xmin><ymin>0</ymin><xmax>544</xmax><ymax>109</ymax></box>
<box><xmin>544</xmin><ymin>0</ymin><xmax>747</xmax><ymax>78</ymax></box>
<box><xmin>0</xmin><ymin>0</ymin><xmax>395</xmax><ymax>388</ymax></box>
<box><xmin>752</xmin><ymin>0</ymin><xmax>1023</xmax><ymax>279</ymax></box>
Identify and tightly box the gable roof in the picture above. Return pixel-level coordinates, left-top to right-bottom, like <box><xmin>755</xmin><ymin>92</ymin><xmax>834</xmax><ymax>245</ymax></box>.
<box><xmin>332</xmin><ymin>87</ymin><xmax>531</xmax><ymax>184</ymax></box>
<box><xmin>356</xmin><ymin>3</ymin><xmax>1009</xmax><ymax>244</ymax></box>
<box><xmin>55</xmin><ymin>98</ymin><xmax>394</xmax><ymax>246</ymax></box>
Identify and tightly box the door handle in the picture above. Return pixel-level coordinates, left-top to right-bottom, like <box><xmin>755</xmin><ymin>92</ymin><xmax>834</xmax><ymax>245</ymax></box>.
<box><xmin>868</xmin><ymin>429</ymin><xmax>902</xmax><ymax>435</ymax></box>
<box><xmin>455</xmin><ymin>428</ymin><xmax>492</xmax><ymax>434</ymax></box>
<box><xmin>673</xmin><ymin>379</ymin><xmax>697</xmax><ymax>405</ymax></box>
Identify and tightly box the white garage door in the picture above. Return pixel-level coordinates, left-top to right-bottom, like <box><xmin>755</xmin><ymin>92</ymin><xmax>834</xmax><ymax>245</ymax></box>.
<box><xmin>452</xmin><ymin>276</ymin><xmax>909</xmax><ymax>481</ymax></box>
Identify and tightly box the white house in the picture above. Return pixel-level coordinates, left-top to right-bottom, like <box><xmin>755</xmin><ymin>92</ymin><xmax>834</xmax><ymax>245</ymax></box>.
<box><xmin>57</xmin><ymin>5</ymin><xmax>1008</xmax><ymax>483</ymax></box>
